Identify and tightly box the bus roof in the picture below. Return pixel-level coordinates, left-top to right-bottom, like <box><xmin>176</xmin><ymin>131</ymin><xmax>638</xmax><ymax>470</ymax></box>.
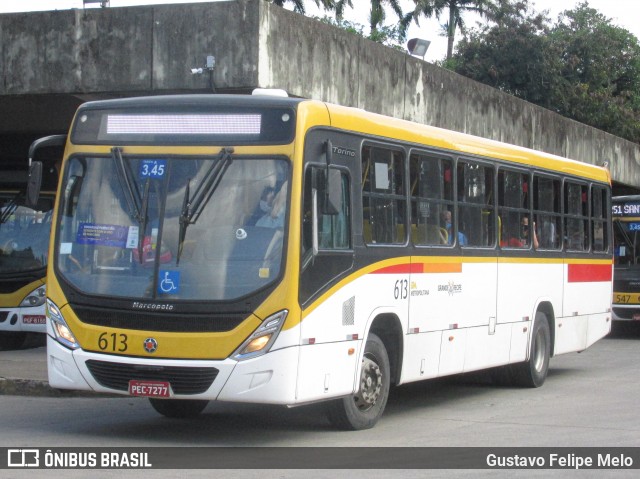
<box><xmin>318</xmin><ymin>101</ymin><xmax>611</xmax><ymax>185</ymax></box>
<box><xmin>72</xmin><ymin>94</ymin><xmax>610</xmax><ymax>184</ymax></box>
<box><xmin>75</xmin><ymin>94</ymin><xmax>305</xmax><ymax>113</ymax></box>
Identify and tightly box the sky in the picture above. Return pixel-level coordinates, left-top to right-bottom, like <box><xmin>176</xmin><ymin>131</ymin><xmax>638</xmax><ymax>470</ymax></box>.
<box><xmin>0</xmin><ymin>0</ymin><xmax>638</xmax><ymax>62</ymax></box>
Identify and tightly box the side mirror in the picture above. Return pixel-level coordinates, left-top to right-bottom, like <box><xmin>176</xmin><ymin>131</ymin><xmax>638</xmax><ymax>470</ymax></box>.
<box><xmin>323</xmin><ymin>168</ymin><xmax>343</xmax><ymax>215</ymax></box>
<box><xmin>322</xmin><ymin>139</ymin><xmax>343</xmax><ymax>215</ymax></box>
<box><xmin>26</xmin><ymin>134</ymin><xmax>66</xmax><ymax>208</ymax></box>
<box><xmin>26</xmin><ymin>161</ymin><xmax>43</xmax><ymax>209</ymax></box>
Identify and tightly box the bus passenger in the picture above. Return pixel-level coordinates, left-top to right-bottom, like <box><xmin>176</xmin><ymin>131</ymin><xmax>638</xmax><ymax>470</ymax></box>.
<box><xmin>249</xmin><ymin>186</ymin><xmax>275</xmax><ymax>225</ymax></box>
<box><xmin>441</xmin><ymin>210</ymin><xmax>467</xmax><ymax>245</ymax></box>
<box><xmin>256</xmin><ymin>182</ymin><xmax>287</xmax><ymax>229</ymax></box>
<box><xmin>502</xmin><ymin>216</ymin><xmax>538</xmax><ymax>248</ymax></box>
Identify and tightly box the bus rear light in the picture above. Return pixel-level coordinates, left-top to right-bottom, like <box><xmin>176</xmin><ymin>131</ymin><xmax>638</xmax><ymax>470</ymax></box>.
<box><xmin>232</xmin><ymin>310</ymin><xmax>287</xmax><ymax>361</ymax></box>
<box><xmin>46</xmin><ymin>299</ymin><xmax>80</xmax><ymax>350</ymax></box>
<box><xmin>347</xmin><ymin>334</ymin><xmax>358</xmax><ymax>340</ymax></box>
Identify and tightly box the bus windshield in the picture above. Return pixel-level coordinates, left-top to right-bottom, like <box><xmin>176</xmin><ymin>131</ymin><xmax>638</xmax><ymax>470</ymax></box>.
<box><xmin>614</xmin><ymin>220</ymin><xmax>640</xmax><ymax>267</ymax></box>
<box><xmin>613</xmin><ymin>196</ymin><xmax>640</xmax><ymax>267</ymax></box>
<box><xmin>56</xmin><ymin>153</ymin><xmax>289</xmax><ymax>301</ymax></box>
<box><xmin>0</xmin><ymin>195</ymin><xmax>52</xmax><ymax>275</ymax></box>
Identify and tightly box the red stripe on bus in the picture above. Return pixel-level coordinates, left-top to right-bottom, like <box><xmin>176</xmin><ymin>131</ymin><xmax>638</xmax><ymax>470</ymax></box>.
<box><xmin>371</xmin><ymin>263</ymin><xmax>423</xmax><ymax>274</ymax></box>
<box><xmin>567</xmin><ymin>263</ymin><xmax>612</xmax><ymax>283</ymax></box>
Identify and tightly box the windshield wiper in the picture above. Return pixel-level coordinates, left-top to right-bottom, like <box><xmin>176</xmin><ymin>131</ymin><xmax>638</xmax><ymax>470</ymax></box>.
<box><xmin>0</xmin><ymin>192</ymin><xmax>21</xmax><ymax>225</ymax></box>
<box><xmin>138</xmin><ymin>179</ymin><xmax>151</xmax><ymax>262</ymax></box>
<box><xmin>176</xmin><ymin>147</ymin><xmax>234</xmax><ymax>264</ymax></box>
<box><xmin>111</xmin><ymin>147</ymin><xmax>148</xmax><ymax>263</ymax></box>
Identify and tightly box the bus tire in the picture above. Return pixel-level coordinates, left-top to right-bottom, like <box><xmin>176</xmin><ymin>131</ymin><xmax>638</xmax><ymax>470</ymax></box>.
<box><xmin>514</xmin><ymin>312</ymin><xmax>551</xmax><ymax>388</ymax></box>
<box><xmin>148</xmin><ymin>398</ymin><xmax>209</xmax><ymax>418</ymax></box>
<box><xmin>326</xmin><ymin>333</ymin><xmax>390</xmax><ymax>430</ymax></box>
<box><xmin>0</xmin><ymin>332</ymin><xmax>28</xmax><ymax>351</ymax></box>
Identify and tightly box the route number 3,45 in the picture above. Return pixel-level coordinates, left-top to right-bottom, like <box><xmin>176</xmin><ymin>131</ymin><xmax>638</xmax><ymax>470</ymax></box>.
<box><xmin>394</xmin><ymin>279</ymin><xmax>408</xmax><ymax>300</ymax></box>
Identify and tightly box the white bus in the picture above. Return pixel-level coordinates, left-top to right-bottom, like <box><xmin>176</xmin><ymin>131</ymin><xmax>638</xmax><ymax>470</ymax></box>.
<box><xmin>33</xmin><ymin>94</ymin><xmax>612</xmax><ymax>429</ymax></box>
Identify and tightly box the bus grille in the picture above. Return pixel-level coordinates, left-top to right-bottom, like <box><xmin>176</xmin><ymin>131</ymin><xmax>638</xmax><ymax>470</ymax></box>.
<box><xmin>71</xmin><ymin>304</ymin><xmax>246</xmax><ymax>333</ymax></box>
<box><xmin>85</xmin><ymin>360</ymin><xmax>219</xmax><ymax>395</ymax></box>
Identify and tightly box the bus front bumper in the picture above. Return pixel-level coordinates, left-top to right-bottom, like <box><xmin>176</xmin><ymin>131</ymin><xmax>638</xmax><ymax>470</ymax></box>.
<box><xmin>0</xmin><ymin>306</ymin><xmax>47</xmax><ymax>334</ymax></box>
<box><xmin>47</xmin><ymin>335</ymin><xmax>299</xmax><ymax>404</ymax></box>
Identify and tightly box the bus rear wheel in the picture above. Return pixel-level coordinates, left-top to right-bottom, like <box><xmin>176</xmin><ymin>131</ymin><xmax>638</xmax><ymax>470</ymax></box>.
<box><xmin>148</xmin><ymin>398</ymin><xmax>209</xmax><ymax>418</ymax></box>
<box><xmin>515</xmin><ymin>312</ymin><xmax>550</xmax><ymax>388</ymax></box>
<box><xmin>327</xmin><ymin>333</ymin><xmax>390</xmax><ymax>430</ymax></box>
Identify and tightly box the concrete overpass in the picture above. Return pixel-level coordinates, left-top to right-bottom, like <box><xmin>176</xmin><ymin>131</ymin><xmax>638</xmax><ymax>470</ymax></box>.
<box><xmin>1</xmin><ymin>0</ymin><xmax>639</xmax><ymax>192</ymax></box>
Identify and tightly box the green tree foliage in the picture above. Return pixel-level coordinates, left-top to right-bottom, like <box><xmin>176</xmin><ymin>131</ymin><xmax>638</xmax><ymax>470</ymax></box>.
<box><xmin>315</xmin><ymin>16</ymin><xmax>408</xmax><ymax>50</ymax></box>
<box><xmin>410</xmin><ymin>0</ymin><xmax>498</xmax><ymax>60</ymax></box>
<box><xmin>266</xmin><ymin>0</ymin><xmax>338</xmax><ymax>15</ymax></box>
<box><xmin>450</xmin><ymin>1</ymin><xmax>640</xmax><ymax>143</ymax></box>
<box><xmin>550</xmin><ymin>3</ymin><xmax>640</xmax><ymax>142</ymax></box>
<box><xmin>449</xmin><ymin>1</ymin><xmax>558</xmax><ymax>106</ymax></box>
<box><xmin>367</xmin><ymin>0</ymin><xmax>408</xmax><ymax>38</ymax></box>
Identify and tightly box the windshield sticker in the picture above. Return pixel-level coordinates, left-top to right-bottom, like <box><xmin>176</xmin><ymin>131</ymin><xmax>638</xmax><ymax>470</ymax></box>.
<box><xmin>76</xmin><ymin>223</ymin><xmax>129</xmax><ymax>248</ymax></box>
<box><xmin>374</xmin><ymin>162</ymin><xmax>390</xmax><ymax>190</ymax></box>
<box><xmin>140</xmin><ymin>159</ymin><xmax>167</xmax><ymax>179</ymax></box>
<box><xmin>126</xmin><ymin>226</ymin><xmax>139</xmax><ymax>249</ymax></box>
<box><xmin>60</xmin><ymin>243</ymin><xmax>73</xmax><ymax>255</ymax></box>
<box><xmin>158</xmin><ymin>270</ymin><xmax>180</xmax><ymax>295</ymax></box>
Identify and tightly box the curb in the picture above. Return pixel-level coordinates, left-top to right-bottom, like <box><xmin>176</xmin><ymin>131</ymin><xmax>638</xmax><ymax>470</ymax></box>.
<box><xmin>0</xmin><ymin>377</ymin><xmax>118</xmax><ymax>398</ymax></box>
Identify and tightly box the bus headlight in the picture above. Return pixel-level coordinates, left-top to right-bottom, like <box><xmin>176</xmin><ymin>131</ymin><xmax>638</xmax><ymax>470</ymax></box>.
<box><xmin>233</xmin><ymin>310</ymin><xmax>287</xmax><ymax>361</ymax></box>
<box><xmin>20</xmin><ymin>285</ymin><xmax>46</xmax><ymax>307</ymax></box>
<box><xmin>46</xmin><ymin>299</ymin><xmax>80</xmax><ymax>350</ymax></box>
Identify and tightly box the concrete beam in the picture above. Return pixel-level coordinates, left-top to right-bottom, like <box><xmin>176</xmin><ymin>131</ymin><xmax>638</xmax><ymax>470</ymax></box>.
<box><xmin>1</xmin><ymin>0</ymin><xmax>639</xmax><ymax>188</ymax></box>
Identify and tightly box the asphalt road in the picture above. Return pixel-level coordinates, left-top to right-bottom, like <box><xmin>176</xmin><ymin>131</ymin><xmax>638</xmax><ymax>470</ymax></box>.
<box><xmin>0</xmin><ymin>322</ymin><xmax>639</xmax><ymax>477</ymax></box>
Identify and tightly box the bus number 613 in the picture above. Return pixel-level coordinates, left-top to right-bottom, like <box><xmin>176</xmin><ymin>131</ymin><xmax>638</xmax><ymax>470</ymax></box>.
<box><xmin>394</xmin><ymin>279</ymin><xmax>408</xmax><ymax>300</ymax></box>
<box><xmin>98</xmin><ymin>332</ymin><xmax>128</xmax><ymax>352</ymax></box>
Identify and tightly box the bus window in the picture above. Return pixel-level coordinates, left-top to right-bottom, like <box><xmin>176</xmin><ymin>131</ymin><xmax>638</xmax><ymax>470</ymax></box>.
<box><xmin>498</xmin><ymin>169</ymin><xmax>531</xmax><ymax>249</ymax></box>
<box><xmin>565</xmin><ymin>182</ymin><xmax>589</xmax><ymax>251</ymax></box>
<box><xmin>457</xmin><ymin>160</ymin><xmax>495</xmax><ymax>247</ymax></box>
<box><xmin>409</xmin><ymin>153</ymin><xmax>453</xmax><ymax>246</ymax></box>
<box><xmin>362</xmin><ymin>146</ymin><xmax>406</xmax><ymax>245</ymax></box>
<box><xmin>591</xmin><ymin>186</ymin><xmax>609</xmax><ymax>253</ymax></box>
<box><xmin>534</xmin><ymin>175</ymin><xmax>561</xmax><ymax>250</ymax></box>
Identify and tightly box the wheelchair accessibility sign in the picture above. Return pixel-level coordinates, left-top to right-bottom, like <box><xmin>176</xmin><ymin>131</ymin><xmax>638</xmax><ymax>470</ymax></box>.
<box><xmin>158</xmin><ymin>270</ymin><xmax>180</xmax><ymax>295</ymax></box>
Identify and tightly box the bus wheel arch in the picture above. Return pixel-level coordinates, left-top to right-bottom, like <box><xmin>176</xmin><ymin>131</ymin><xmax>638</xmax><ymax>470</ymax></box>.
<box><xmin>326</xmin><ymin>313</ymin><xmax>403</xmax><ymax>430</ymax></box>
<box><xmin>516</xmin><ymin>309</ymin><xmax>551</xmax><ymax>388</ymax></box>
<box><xmin>535</xmin><ymin>301</ymin><xmax>555</xmax><ymax>358</ymax></box>
<box><xmin>368</xmin><ymin>313</ymin><xmax>404</xmax><ymax>386</ymax></box>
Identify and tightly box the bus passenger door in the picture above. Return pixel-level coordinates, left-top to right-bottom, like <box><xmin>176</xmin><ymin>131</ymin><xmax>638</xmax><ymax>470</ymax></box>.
<box><xmin>297</xmin><ymin>135</ymin><xmax>357</xmax><ymax>402</ymax></box>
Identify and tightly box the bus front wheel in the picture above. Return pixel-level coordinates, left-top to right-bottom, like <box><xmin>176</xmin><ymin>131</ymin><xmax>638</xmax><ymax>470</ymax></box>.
<box><xmin>326</xmin><ymin>333</ymin><xmax>390</xmax><ymax>430</ymax></box>
<box><xmin>515</xmin><ymin>312</ymin><xmax>551</xmax><ymax>388</ymax></box>
<box><xmin>148</xmin><ymin>398</ymin><xmax>209</xmax><ymax>418</ymax></box>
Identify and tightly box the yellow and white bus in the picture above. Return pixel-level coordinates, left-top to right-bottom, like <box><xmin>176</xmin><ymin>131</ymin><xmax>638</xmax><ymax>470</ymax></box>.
<box><xmin>612</xmin><ymin>195</ymin><xmax>640</xmax><ymax>321</ymax></box>
<box><xmin>0</xmin><ymin>136</ymin><xmax>63</xmax><ymax>350</ymax></box>
<box><xmin>34</xmin><ymin>93</ymin><xmax>612</xmax><ymax>429</ymax></box>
